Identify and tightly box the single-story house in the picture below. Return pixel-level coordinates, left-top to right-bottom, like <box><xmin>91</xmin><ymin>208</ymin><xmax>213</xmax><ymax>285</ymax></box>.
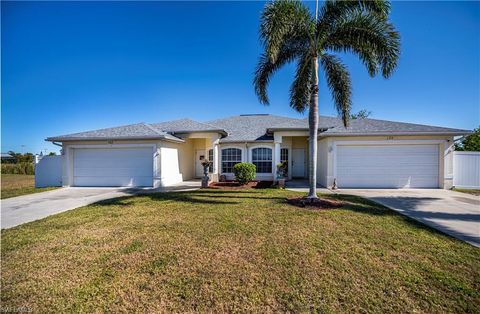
<box><xmin>46</xmin><ymin>114</ymin><xmax>471</xmax><ymax>189</ymax></box>
<box><xmin>1</xmin><ymin>153</ymin><xmax>16</xmax><ymax>163</ymax></box>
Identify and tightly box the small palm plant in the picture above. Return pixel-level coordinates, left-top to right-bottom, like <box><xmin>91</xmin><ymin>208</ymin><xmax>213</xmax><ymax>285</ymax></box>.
<box><xmin>254</xmin><ymin>0</ymin><xmax>400</xmax><ymax>198</ymax></box>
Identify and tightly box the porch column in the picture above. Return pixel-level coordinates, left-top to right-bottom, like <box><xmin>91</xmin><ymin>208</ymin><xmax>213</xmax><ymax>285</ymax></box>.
<box><xmin>443</xmin><ymin>139</ymin><xmax>454</xmax><ymax>189</ymax></box>
<box><xmin>211</xmin><ymin>136</ymin><xmax>220</xmax><ymax>182</ymax></box>
<box><xmin>273</xmin><ymin>134</ymin><xmax>282</xmax><ymax>182</ymax></box>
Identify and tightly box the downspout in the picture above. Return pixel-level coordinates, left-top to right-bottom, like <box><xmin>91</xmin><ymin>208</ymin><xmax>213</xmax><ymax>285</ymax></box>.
<box><xmin>52</xmin><ymin>141</ymin><xmax>63</xmax><ymax>155</ymax></box>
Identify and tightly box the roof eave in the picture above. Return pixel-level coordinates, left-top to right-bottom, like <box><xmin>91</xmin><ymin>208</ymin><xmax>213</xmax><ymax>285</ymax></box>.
<box><xmin>45</xmin><ymin>135</ymin><xmax>185</xmax><ymax>143</ymax></box>
<box><xmin>318</xmin><ymin>131</ymin><xmax>473</xmax><ymax>137</ymax></box>
<box><xmin>266</xmin><ymin>127</ymin><xmax>330</xmax><ymax>133</ymax></box>
<box><xmin>219</xmin><ymin>139</ymin><xmax>274</xmax><ymax>143</ymax></box>
<box><xmin>171</xmin><ymin>130</ymin><xmax>228</xmax><ymax>136</ymax></box>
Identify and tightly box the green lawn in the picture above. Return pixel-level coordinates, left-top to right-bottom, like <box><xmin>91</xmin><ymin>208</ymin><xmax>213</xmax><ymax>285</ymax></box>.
<box><xmin>453</xmin><ymin>188</ymin><xmax>480</xmax><ymax>196</ymax></box>
<box><xmin>1</xmin><ymin>189</ymin><xmax>479</xmax><ymax>312</ymax></box>
<box><xmin>1</xmin><ymin>174</ymin><xmax>59</xmax><ymax>199</ymax></box>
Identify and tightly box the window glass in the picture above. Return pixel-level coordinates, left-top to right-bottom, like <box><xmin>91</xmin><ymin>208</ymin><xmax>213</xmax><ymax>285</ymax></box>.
<box><xmin>208</xmin><ymin>149</ymin><xmax>214</xmax><ymax>173</ymax></box>
<box><xmin>221</xmin><ymin>148</ymin><xmax>242</xmax><ymax>173</ymax></box>
<box><xmin>252</xmin><ymin>147</ymin><xmax>272</xmax><ymax>173</ymax></box>
<box><xmin>280</xmin><ymin>148</ymin><xmax>289</xmax><ymax>173</ymax></box>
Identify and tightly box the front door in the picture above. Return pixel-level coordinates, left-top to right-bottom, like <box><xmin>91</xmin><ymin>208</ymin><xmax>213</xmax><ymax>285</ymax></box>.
<box><xmin>195</xmin><ymin>150</ymin><xmax>206</xmax><ymax>177</ymax></box>
<box><xmin>292</xmin><ymin>148</ymin><xmax>305</xmax><ymax>178</ymax></box>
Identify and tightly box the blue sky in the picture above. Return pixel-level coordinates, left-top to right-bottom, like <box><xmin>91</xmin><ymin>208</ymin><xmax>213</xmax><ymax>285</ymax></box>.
<box><xmin>2</xmin><ymin>1</ymin><xmax>479</xmax><ymax>154</ymax></box>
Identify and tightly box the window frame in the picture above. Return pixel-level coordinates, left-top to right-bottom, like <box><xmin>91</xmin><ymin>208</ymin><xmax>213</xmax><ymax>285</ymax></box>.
<box><xmin>280</xmin><ymin>147</ymin><xmax>289</xmax><ymax>176</ymax></box>
<box><xmin>208</xmin><ymin>149</ymin><xmax>213</xmax><ymax>173</ymax></box>
<box><xmin>221</xmin><ymin>147</ymin><xmax>242</xmax><ymax>174</ymax></box>
<box><xmin>251</xmin><ymin>147</ymin><xmax>273</xmax><ymax>174</ymax></box>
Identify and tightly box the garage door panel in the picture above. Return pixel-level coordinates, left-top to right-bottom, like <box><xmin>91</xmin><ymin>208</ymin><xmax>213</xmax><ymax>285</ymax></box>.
<box><xmin>74</xmin><ymin>176</ymin><xmax>152</xmax><ymax>187</ymax></box>
<box><xmin>74</xmin><ymin>167</ymin><xmax>153</xmax><ymax>177</ymax></box>
<box><xmin>73</xmin><ymin>147</ymin><xmax>153</xmax><ymax>187</ymax></box>
<box><xmin>339</xmin><ymin>168</ymin><xmax>438</xmax><ymax>176</ymax></box>
<box><xmin>336</xmin><ymin>144</ymin><xmax>439</xmax><ymax>188</ymax></box>
<box><xmin>74</xmin><ymin>158</ymin><xmax>153</xmax><ymax>169</ymax></box>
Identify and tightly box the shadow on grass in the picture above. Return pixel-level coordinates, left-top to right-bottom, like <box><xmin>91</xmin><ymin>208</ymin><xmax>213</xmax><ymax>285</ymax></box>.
<box><xmin>95</xmin><ymin>189</ymin><xmax>259</xmax><ymax>207</ymax></box>
<box><xmin>95</xmin><ymin>188</ymin><xmax>291</xmax><ymax>207</ymax></box>
<box><xmin>93</xmin><ymin>189</ymin><xmax>476</xmax><ymax>246</ymax></box>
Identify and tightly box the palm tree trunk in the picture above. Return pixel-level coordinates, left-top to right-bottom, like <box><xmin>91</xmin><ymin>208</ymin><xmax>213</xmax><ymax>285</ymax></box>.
<box><xmin>307</xmin><ymin>55</ymin><xmax>319</xmax><ymax>199</ymax></box>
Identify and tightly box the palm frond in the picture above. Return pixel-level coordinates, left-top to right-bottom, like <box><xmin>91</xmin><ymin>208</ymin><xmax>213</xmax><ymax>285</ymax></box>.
<box><xmin>289</xmin><ymin>52</ymin><xmax>313</xmax><ymax>113</ymax></box>
<box><xmin>320</xmin><ymin>53</ymin><xmax>352</xmax><ymax>127</ymax></box>
<box><xmin>260</xmin><ymin>0</ymin><xmax>313</xmax><ymax>63</ymax></box>
<box><xmin>319</xmin><ymin>0</ymin><xmax>390</xmax><ymax>27</ymax></box>
<box><xmin>254</xmin><ymin>43</ymin><xmax>305</xmax><ymax>105</ymax></box>
<box><xmin>322</xmin><ymin>12</ymin><xmax>400</xmax><ymax>78</ymax></box>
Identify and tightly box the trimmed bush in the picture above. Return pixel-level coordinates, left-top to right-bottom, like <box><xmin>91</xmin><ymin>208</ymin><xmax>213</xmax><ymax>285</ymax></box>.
<box><xmin>1</xmin><ymin>162</ymin><xmax>35</xmax><ymax>175</ymax></box>
<box><xmin>233</xmin><ymin>162</ymin><xmax>256</xmax><ymax>185</ymax></box>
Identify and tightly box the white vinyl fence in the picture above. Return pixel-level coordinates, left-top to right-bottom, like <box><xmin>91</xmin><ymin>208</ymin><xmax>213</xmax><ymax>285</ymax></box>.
<box><xmin>35</xmin><ymin>155</ymin><xmax>63</xmax><ymax>187</ymax></box>
<box><xmin>453</xmin><ymin>151</ymin><xmax>480</xmax><ymax>189</ymax></box>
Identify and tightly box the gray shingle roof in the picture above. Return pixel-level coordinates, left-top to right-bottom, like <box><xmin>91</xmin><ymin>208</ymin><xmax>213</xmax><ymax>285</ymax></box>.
<box><xmin>46</xmin><ymin>123</ymin><xmax>184</xmax><ymax>142</ymax></box>
<box><xmin>47</xmin><ymin>114</ymin><xmax>471</xmax><ymax>143</ymax></box>
<box><xmin>207</xmin><ymin>114</ymin><xmax>309</xmax><ymax>142</ymax></box>
<box><xmin>151</xmin><ymin>118</ymin><xmax>226</xmax><ymax>135</ymax></box>
<box><xmin>267</xmin><ymin>115</ymin><xmax>471</xmax><ymax>136</ymax></box>
<box><xmin>319</xmin><ymin>116</ymin><xmax>471</xmax><ymax>136</ymax></box>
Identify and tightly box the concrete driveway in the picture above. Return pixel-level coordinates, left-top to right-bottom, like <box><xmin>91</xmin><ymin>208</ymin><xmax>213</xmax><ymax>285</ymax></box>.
<box><xmin>1</xmin><ymin>180</ymin><xmax>201</xmax><ymax>229</ymax></box>
<box><xmin>1</xmin><ymin>188</ymin><xmax>132</xmax><ymax>229</ymax></box>
<box><xmin>336</xmin><ymin>189</ymin><xmax>480</xmax><ymax>247</ymax></box>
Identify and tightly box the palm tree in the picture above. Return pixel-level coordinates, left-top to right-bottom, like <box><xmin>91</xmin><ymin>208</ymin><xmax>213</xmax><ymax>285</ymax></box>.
<box><xmin>254</xmin><ymin>0</ymin><xmax>400</xmax><ymax>199</ymax></box>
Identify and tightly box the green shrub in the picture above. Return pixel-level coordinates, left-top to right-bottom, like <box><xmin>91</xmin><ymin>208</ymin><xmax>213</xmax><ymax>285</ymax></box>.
<box><xmin>233</xmin><ymin>162</ymin><xmax>256</xmax><ymax>185</ymax></box>
<box><xmin>1</xmin><ymin>162</ymin><xmax>35</xmax><ymax>175</ymax></box>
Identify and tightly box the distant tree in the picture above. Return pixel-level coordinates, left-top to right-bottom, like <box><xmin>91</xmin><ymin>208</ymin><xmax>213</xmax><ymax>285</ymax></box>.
<box><xmin>350</xmin><ymin>109</ymin><xmax>372</xmax><ymax>119</ymax></box>
<box><xmin>48</xmin><ymin>152</ymin><xmax>57</xmax><ymax>156</ymax></box>
<box><xmin>455</xmin><ymin>127</ymin><xmax>480</xmax><ymax>151</ymax></box>
<box><xmin>6</xmin><ymin>151</ymin><xmax>34</xmax><ymax>163</ymax></box>
<box><xmin>350</xmin><ymin>109</ymin><xmax>371</xmax><ymax>119</ymax></box>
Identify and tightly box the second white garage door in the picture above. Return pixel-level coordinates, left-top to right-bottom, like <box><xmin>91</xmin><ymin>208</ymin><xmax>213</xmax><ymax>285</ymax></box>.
<box><xmin>336</xmin><ymin>144</ymin><xmax>439</xmax><ymax>188</ymax></box>
<box><xmin>73</xmin><ymin>147</ymin><xmax>153</xmax><ymax>187</ymax></box>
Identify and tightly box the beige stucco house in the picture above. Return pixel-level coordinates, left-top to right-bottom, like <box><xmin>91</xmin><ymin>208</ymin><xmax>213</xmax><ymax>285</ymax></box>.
<box><xmin>46</xmin><ymin>114</ymin><xmax>470</xmax><ymax>189</ymax></box>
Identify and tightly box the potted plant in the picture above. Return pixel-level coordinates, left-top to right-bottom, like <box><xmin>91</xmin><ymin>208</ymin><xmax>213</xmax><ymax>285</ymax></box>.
<box><xmin>200</xmin><ymin>158</ymin><xmax>212</xmax><ymax>188</ymax></box>
<box><xmin>276</xmin><ymin>162</ymin><xmax>287</xmax><ymax>188</ymax></box>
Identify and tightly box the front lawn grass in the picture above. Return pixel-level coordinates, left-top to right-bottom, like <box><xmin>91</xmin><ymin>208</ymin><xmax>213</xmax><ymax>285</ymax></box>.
<box><xmin>1</xmin><ymin>174</ymin><xmax>58</xmax><ymax>199</ymax></box>
<box><xmin>453</xmin><ymin>188</ymin><xmax>480</xmax><ymax>196</ymax></box>
<box><xmin>1</xmin><ymin>189</ymin><xmax>479</xmax><ymax>312</ymax></box>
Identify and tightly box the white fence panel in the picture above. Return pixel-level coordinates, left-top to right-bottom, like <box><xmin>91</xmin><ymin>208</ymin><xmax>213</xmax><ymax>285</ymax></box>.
<box><xmin>35</xmin><ymin>155</ymin><xmax>63</xmax><ymax>187</ymax></box>
<box><xmin>453</xmin><ymin>151</ymin><xmax>480</xmax><ymax>189</ymax></box>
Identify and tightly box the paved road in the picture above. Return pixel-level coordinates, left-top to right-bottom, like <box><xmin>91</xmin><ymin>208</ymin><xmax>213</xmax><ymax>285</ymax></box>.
<box><xmin>336</xmin><ymin>189</ymin><xmax>480</xmax><ymax>247</ymax></box>
<box><xmin>1</xmin><ymin>181</ymin><xmax>201</xmax><ymax>229</ymax></box>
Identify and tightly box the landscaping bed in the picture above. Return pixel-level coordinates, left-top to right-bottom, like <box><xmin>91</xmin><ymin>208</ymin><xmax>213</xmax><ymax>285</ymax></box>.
<box><xmin>286</xmin><ymin>196</ymin><xmax>344</xmax><ymax>209</ymax></box>
<box><xmin>208</xmin><ymin>180</ymin><xmax>273</xmax><ymax>190</ymax></box>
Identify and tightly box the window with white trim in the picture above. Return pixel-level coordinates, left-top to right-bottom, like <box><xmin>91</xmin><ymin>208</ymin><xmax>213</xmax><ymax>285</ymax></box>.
<box><xmin>208</xmin><ymin>149</ymin><xmax>213</xmax><ymax>173</ymax></box>
<box><xmin>280</xmin><ymin>148</ymin><xmax>289</xmax><ymax>173</ymax></box>
<box><xmin>252</xmin><ymin>147</ymin><xmax>272</xmax><ymax>173</ymax></box>
<box><xmin>221</xmin><ymin>148</ymin><xmax>242</xmax><ymax>173</ymax></box>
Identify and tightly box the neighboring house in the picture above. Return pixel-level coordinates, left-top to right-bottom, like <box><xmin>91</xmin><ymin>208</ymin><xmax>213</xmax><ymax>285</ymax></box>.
<box><xmin>1</xmin><ymin>153</ymin><xmax>16</xmax><ymax>163</ymax></box>
<box><xmin>46</xmin><ymin>114</ymin><xmax>471</xmax><ymax>189</ymax></box>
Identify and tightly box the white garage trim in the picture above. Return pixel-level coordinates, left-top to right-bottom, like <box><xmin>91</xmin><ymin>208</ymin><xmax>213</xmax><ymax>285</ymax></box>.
<box><xmin>68</xmin><ymin>144</ymin><xmax>156</xmax><ymax>187</ymax></box>
<box><xmin>333</xmin><ymin>140</ymin><xmax>445</xmax><ymax>188</ymax></box>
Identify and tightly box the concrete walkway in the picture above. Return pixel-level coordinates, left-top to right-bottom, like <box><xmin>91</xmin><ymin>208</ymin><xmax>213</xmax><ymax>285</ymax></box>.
<box><xmin>1</xmin><ymin>181</ymin><xmax>201</xmax><ymax>229</ymax></box>
<box><xmin>336</xmin><ymin>189</ymin><xmax>480</xmax><ymax>247</ymax></box>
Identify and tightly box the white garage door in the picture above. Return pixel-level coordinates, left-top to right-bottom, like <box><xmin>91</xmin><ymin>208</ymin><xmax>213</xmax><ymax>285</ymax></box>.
<box><xmin>73</xmin><ymin>147</ymin><xmax>153</xmax><ymax>187</ymax></box>
<box><xmin>336</xmin><ymin>144</ymin><xmax>439</xmax><ymax>188</ymax></box>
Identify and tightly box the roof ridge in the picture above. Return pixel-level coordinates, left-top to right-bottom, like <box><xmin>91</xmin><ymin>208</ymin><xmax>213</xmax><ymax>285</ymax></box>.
<box><xmin>153</xmin><ymin>117</ymin><xmax>218</xmax><ymax>128</ymax></box>
<box><xmin>142</xmin><ymin>122</ymin><xmax>166</xmax><ymax>135</ymax></box>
